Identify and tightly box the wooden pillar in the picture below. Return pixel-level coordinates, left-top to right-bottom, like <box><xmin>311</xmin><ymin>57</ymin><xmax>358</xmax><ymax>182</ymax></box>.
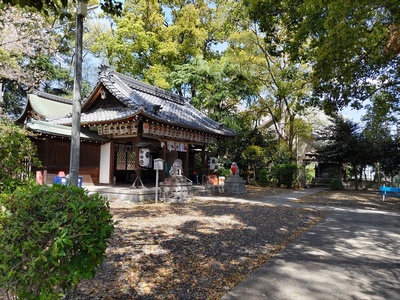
<box><xmin>201</xmin><ymin>146</ymin><xmax>206</xmax><ymax>184</ymax></box>
<box><xmin>110</xmin><ymin>141</ymin><xmax>115</xmax><ymax>185</ymax></box>
<box><xmin>134</xmin><ymin>146</ymin><xmax>141</xmax><ymax>187</ymax></box>
<box><xmin>161</xmin><ymin>144</ymin><xmax>167</xmax><ymax>181</ymax></box>
<box><xmin>184</xmin><ymin>148</ymin><xmax>189</xmax><ymax>178</ymax></box>
<box><xmin>134</xmin><ymin>116</ymin><xmax>143</xmax><ymax>187</ymax></box>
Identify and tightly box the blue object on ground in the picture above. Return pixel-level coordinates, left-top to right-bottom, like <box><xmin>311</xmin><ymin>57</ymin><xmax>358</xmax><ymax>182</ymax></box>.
<box><xmin>53</xmin><ymin>176</ymin><xmax>82</xmax><ymax>187</ymax></box>
<box><xmin>379</xmin><ymin>186</ymin><xmax>400</xmax><ymax>201</ymax></box>
<box><xmin>53</xmin><ymin>176</ymin><xmax>68</xmax><ymax>185</ymax></box>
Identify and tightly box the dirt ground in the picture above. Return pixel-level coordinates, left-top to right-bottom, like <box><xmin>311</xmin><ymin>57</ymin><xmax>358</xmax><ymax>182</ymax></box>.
<box><xmin>62</xmin><ymin>187</ymin><xmax>399</xmax><ymax>299</ymax></box>
<box><xmin>294</xmin><ymin>188</ymin><xmax>400</xmax><ymax>212</ymax></box>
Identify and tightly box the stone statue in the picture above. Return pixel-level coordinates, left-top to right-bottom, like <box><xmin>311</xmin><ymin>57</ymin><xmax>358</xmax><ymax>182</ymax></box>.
<box><xmin>169</xmin><ymin>159</ymin><xmax>183</xmax><ymax>176</ymax></box>
<box><xmin>225</xmin><ymin>161</ymin><xmax>246</xmax><ymax>194</ymax></box>
<box><xmin>231</xmin><ymin>162</ymin><xmax>239</xmax><ymax>176</ymax></box>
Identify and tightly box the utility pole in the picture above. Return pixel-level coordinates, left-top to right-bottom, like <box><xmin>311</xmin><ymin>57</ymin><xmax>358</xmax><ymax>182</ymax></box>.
<box><xmin>0</xmin><ymin>80</ymin><xmax>3</xmax><ymax>115</ymax></box>
<box><xmin>69</xmin><ymin>1</ymin><xmax>87</xmax><ymax>186</ymax></box>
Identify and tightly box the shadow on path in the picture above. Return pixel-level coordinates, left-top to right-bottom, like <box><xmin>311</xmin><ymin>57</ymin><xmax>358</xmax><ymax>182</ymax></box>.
<box><xmin>220</xmin><ymin>189</ymin><xmax>400</xmax><ymax>300</ymax></box>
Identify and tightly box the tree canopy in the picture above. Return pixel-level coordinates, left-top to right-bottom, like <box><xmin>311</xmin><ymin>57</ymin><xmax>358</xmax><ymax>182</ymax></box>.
<box><xmin>0</xmin><ymin>4</ymin><xmax>74</xmax><ymax>115</ymax></box>
<box><xmin>1</xmin><ymin>0</ymin><xmax>122</xmax><ymax>17</ymax></box>
<box><xmin>91</xmin><ymin>0</ymin><xmax>227</xmax><ymax>89</ymax></box>
<box><xmin>4</xmin><ymin>0</ymin><xmax>399</xmax><ymax>185</ymax></box>
<box><xmin>245</xmin><ymin>0</ymin><xmax>400</xmax><ymax>112</ymax></box>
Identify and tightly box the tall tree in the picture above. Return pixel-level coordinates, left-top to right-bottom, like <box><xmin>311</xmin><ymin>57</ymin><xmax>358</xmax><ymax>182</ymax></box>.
<box><xmin>0</xmin><ymin>0</ymin><xmax>124</xmax><ymax>116</ymax></box>
<box><xmin>315</xmin><ymin>116</ymin><xmax>363</xmax><ymax>189</ymax></box>
<box><xmin>0</xmin><ymin>5</ymin><xmax>57</xmax><ymax>112</ymax></box>
<box><xmin>90</xmin><ymin>0</ymin><xmax>251</xmax><ymax>128</ymax></box>
<box><xmin>380</xmin><ymin>136</ymin><xmax>400</xmax><ymax>184</ymax></box>
<box><xmin>245</xmin><ymin>0</ymin><xmax>400</xmax><ymax>112</ymax></box>
<box><xmin>0</xmin><ymin>4</ymin><xmax>78</xmax><ymax>115</ymax></box>
<box><xmin>362</xmin><ymin>92</ymin><xmax>399</xmax><ymax>184</ymax></box>
<box><xmin>91</xmin><ymin>0</ymin><xmax>227</xmax><ymax>90</ymax></box>
<box><xmin>222</xmin><ymin>0</ymin><xmax>313</xmax><ymax>158</ymax></box>
<box><xmin>1</xmin><ymin>0</ymin><xmax>122</xmax><ymax>17</ymax></box>
<box><xmin>169</xmin><ymin>56</ymin><xmax>253</xmax><ymax>125</ymax></box>
<box><xmin>91</xmin><ymin>0</ymin><xmax>318</xmax><ymax>160</ymax></box>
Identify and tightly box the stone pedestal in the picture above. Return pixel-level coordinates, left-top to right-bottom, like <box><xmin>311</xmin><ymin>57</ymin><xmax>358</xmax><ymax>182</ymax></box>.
<box><xmin>160</xmin><ymin>176</ymin><xmax>193</xmax><ymax>203</ymax></box>
<box><xmin>224</xmin><ymin>175</ymin><xmax>246</xmax><ymax>194</ymax></box>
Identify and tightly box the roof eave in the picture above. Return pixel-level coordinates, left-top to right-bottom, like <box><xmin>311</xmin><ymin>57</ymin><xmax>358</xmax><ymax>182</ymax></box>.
<box><xmin>139</xmin><ymin>111</ymin><xmax>236</xmax><ymax>137</ymax></box>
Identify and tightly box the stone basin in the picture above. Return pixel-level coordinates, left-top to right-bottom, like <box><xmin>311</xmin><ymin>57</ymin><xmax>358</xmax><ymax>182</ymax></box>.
<box><xmin>160</xmin><ymin>175</ymin><xmax>193</xmax><ymax>203</ymax></box>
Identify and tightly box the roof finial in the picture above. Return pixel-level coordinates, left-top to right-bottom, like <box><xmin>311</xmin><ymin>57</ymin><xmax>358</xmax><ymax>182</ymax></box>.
<box><xmin>99</xmin><ymin>64</ymin><xmax>110</xmax><ymax>74</ymax></box>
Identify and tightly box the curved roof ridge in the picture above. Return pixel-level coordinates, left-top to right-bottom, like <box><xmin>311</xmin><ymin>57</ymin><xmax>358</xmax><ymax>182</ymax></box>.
<box><xmin>101</xmin><ymin>66</ymin><xmax>188</xmax><ymax>105</ymax></box>
<box><xmin>33</xmin><ymin>90</ymin><xmax>72</xmax><ymax>104</ymax></box>
<box><xmin>98</xmin><ymin>70</ymin><xmax>131</xmax><ymax>105</ymax></box>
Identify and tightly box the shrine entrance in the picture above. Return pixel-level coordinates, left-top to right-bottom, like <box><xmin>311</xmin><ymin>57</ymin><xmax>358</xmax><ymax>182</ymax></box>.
<box><xmin>114</xmin><ymin>143</ymin><xmax>136</xmax><ymax>184</ymax></box>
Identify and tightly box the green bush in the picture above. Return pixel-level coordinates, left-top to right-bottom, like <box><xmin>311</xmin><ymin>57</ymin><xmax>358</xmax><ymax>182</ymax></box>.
<box><xmin>256</xmin><ymin>169</ymin><xmax>271</xmax><ymax>186</ymax></box>
<box><xmin>305</xmin><ymin>164</ymin><xmax>315</xmax><ymax>183</ymax></box>
<box><xmin>330</xmin><ymin>177</ymin><xmax>344</xmax><ymax>190</ymax></box>
<box><xmin>0</xmin><ymin>118</ymin><xmax>41</xmax><ymax>193</ymax></box>
<box><xmin>272</xmin><ymin>163</ymin><xmax>299</xmax><ymax>188</ymax></box>
<box><xmin>0</xmin><ymin>183</ymin><xmax>114</xmax><ymax>299</ymax></box>
<box><xmin>218</xmin><ymin>167</ymin><xmax>232</xmax><ymax>177</ymax></box>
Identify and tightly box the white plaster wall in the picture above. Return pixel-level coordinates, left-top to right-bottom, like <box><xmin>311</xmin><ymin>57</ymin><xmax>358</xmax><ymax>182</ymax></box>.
<box><xmin>99</xmin><ymin>143</ymin><xmax>111</xmax><ymax>184</ymax></box>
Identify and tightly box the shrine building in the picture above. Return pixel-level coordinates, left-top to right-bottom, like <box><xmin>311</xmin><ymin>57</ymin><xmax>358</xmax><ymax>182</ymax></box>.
<box><xmin>16</xmin><ymin>66</ymin><xmax>235</xmax><ymax>186</ymax></box>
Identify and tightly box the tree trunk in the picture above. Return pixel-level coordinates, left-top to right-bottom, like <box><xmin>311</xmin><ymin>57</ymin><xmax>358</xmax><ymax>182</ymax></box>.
<box><xmin>0</xmin><ymin>80</ymin><xmax>3</xmax><ymax>114</ymax></box>
<box><xmin>287</xmin><ymin>114</ymin><xmax>296</xmax><ymax>157</ymax></box>
<box><xmin>377</xmin><ymin>163</ymin><xmax>381</xmax><ymax>186</ymax></box>
<box><xmin>353</xmin><ymin>167</ymin><xmax>359</xmax><ymax>190</ymax></box>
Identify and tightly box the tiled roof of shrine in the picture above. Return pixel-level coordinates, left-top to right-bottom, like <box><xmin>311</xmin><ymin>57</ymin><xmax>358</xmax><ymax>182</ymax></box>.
<box><xmin>26</xmin><ymin>119</ymin><xmax>109</xmax><ymax>142</ymax></box>
<box><xmin>54</xmin><ymin>66</ymin><xmax>235</xmax><ymax>137</ymax></box>
<box><xmin>15</xmin><ymin>91</ymin><xmax>72</xmax><ymax>123</ymax></box>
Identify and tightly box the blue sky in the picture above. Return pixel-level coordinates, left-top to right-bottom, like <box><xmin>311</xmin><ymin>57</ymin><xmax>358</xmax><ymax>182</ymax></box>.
<box><xmin>341</xmin><ymin>106</ymin><xmax>365</xmax><ymax>124</ymax></box>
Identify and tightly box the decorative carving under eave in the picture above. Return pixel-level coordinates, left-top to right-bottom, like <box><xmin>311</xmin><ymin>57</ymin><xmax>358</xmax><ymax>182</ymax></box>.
<box><xmin>29</xmin><ymin>111</ymin><xmax>45</xmax><ymax>121</ymax></box>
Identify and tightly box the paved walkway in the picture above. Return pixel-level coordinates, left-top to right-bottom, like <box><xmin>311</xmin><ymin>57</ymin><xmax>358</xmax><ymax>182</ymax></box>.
<box><xmin>199</xmin><ymin>188</ymin><xmax>400</xmax><ymax>300</ymax></box>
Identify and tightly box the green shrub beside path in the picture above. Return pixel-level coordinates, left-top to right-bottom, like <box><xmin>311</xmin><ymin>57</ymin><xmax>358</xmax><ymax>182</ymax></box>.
<box><xmin>0</xmin><ymin>183</ymin><xmax>114</xmax><ymax>299</ymax></box>
<box><xmin>0</xmin><ymin>118</ymin><xmax>41</xmax><ymax>194</ymax></box>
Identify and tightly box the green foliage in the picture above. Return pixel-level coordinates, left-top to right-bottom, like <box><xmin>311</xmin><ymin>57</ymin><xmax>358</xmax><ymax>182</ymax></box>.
<box><xmin>380</xmin><ymin>137</ymin><xmax>400</xmax><ymax>179</ymax></box>
<box><xmin>241</xmin><ymin>145</ymin><xmax>265</xmax><ymax>166</ymax></box>
<box><xmin>330</xmin><ymin>177</ymin><xmax>344</xmax><ymax>190</ymax></box>
<box><xmin>241</xmin><ymin>145</ymin><xmax>268</xmax><ymax>181</ymax></box>
<box><xmin>215</xmin><ymin>120</ymin><xmax>264</xmax><ymax>169</ymax></box>
<box><xmin>1</xmin><ymin>80</ymin><xmax>27</xmax><ymax>118</ymax></box>
<box><xmin>305</xmin><ymin>164</ymin><xmax>315</xmax><ymax>183</ymax></box>
<box><xmin>219</xmin><ymin>168</ymin><xmax>232</xmax><ymax>178</ymax></box>
<box><xmin>224</xmin><ymin>1</ymin><xmax>313</xmax><ymax>158</ymax></box>
<box><xmin>314</xmin><ymin>116</ymin><xmax>361</xmax><ymax>166</ymax></box>
<box><xmin>170</xmin><ymin>57</ymin><xmax>252</xmax><ymax>124</ymax></box>
<box><xmin>272</xmin><ymin>163</ymin><xmax>299</xmax><ymax>188</ymax></box>
<box><xmin>2</xmin><ymin>0</ymin><xmax>122</xmax><ymax>17</ymax></box>
<box><xmin>0</xmin><ymin>183</ymin><xmax>114</xmax><ymax>299</ymax></box>
<box><xmin>0</xmin><ymin>118</ymin><xmax>41</xmax><ymax>193</ymax></box>
<box><xmin>361</xmin><ymin>92</ymin><xmax>399</xmax><ymax>176</ymax></box>
<box><xmin>245</xmin><ymin>0</ymin><xmax>400</xmax><ymax>112</ymax></box>
<box><xmin>256</xmin><ymin>169</ymin><xmax>271</xmax><ymax>186</ymax></box>
<box><xmin>315</xmin><ymin>117</ymin><xmax>365</xmax><ymax>188</ymax></box>
<box><xmin>92</xmin><ymin>0</ymin><xmax>224</xmax><ymax>89</ymax></box>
